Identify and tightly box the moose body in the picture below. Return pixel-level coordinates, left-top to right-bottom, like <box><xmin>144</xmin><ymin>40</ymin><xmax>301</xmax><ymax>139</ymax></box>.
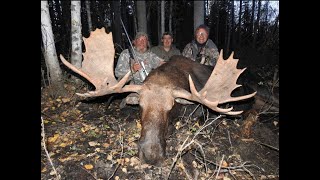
<box><xmin>60</xmin><ymin>28</ymin><xmax>256</xmax><ymax>166</ymax></box>
<box><xmin>138</xmin><ymin>55</ymin><xmax>213</xmax><ymax>165</ymax></box>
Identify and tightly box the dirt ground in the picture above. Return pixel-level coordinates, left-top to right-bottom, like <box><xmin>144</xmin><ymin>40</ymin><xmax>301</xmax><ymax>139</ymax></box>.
<box><xmin>41</xmin><ymin>69</ymin><xmax>279</xmax><ymax>180</ymax></box>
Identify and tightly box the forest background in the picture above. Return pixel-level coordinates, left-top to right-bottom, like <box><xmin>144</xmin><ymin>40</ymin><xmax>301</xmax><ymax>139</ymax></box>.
<box><xmin>41</xmin><ymin>0</ymin><xmax>279</xmax><ymax>92</ymax></box>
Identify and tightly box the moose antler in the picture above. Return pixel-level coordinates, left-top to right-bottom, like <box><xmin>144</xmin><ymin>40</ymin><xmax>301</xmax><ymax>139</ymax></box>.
<box><xmin>60</xmin><ymin>28</ymin><xmax>141</xmax><ymax>97</ymax></box>
<box><xmin>174</xmin><ymin>50</ymin><xmax>256</xmax><ymax>115</ymax></box>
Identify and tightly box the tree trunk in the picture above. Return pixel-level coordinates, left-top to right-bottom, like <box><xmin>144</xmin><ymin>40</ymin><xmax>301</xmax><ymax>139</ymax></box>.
<box><xmin>225</xmin><ymin>1</ymin><xmax>231</xmax><ymax>56</ymax></box>
<box><xmin>238</xmin><ymin>0</ymin><xmax>243</xmax><ymax>47</ymax></box>
<box><xmin>194</xmin><ymin>0</ymin><xmax>205</xmax><ymax>31</ymax></box>
<box><xmin>85</xmin><ymin>1</ymin><xmax>93</xmax><ymax>32</ymax></box>
<box><xmin>161</xmin><ymin>1</ymin><xmax>165</xmax><ymax>36</ymax></box>
<box><xmin>112</xmin><ymin>1</ymin><xmax>122</xmax><ymax>47</ymax></box>
<box><xmin>250</xmin><ymin>0</ymin><xmax>256</xmax><ymax>40</ymax></box>
<box><xmin>253</xmin><ymin>0</ymin><xmax>261</xmax><ymax>47</ymax></box>
<box><xmin>231</xmin><ymin>0</ymin><xmax>236</xmax><ymax>52</ymax></box>
<box><xmin>215</xmin><ymin>6</ymin><xmax>219</xmax><ymax>45</ymax></box>
<box><xmin>70</xmin><ymin>1</ymin><xmax>82</xmax><ymax>69</ymax></box>
<box><xmin>157</xmin><ymin>1</ymin><xmax>161</xmax><ymax>43</ymax></box>
<box><xmin>169</xmin><ymin>0</ymin><xmax>173</xmax><ymax>33</ymax></box>
<box><xmin>41</xmin><ymin>0</ymin><xmax>65</xmax><ymax>95</ymax></box>
<box><xmin>136</xmin><ymin>0</ymin><xmax>147</xmax><ymax>33</ymax></box>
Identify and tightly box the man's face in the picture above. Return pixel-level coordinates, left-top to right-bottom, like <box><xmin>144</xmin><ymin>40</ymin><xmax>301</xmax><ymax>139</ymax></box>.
<box><xmin>134</xmin><ymin>36</ymin><xmax>148</xmax><ymax>53</ymax></box>
<box><xmin>162</xmin><ymin>35</ymin><xmax>173</xmax><ymax>48</ymax></box>
<box><xmin>195</xmin><ymin>28</ymin><xmax>208</xmax><ymax>45</ymax></box>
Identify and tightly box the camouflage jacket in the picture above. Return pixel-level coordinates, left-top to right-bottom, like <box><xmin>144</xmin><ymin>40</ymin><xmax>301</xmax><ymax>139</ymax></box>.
<box><xmin>182</xmin><ymin>39</ymin><xmax>219</xmax><ymax>66</ymax></box>
<box><xmin>150</xmin><ymin>45</ymin><xmax>181</xmax><ymax>61</ymax></box>
<box><xmin>115</xmin><ymin>48</ymin><xmax>164</xmax><ymax>84</ymax></box>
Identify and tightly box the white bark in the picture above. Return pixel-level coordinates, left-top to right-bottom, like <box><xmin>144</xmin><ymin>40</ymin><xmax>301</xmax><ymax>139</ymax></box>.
<box><xmin>194</xmin><ymin>0</ymin><xmax>205</xmax><ymax>31</ymax></box>
<box><xmin>136</xmin><ymin>0</ymin><xmax>147</xmax><ymax>33</ymax></box>
<box><xmin>41</xmin><ymin>0</ymin><xmax>63</xmax><ymax>85</ymax></box>
<box><xmin>161</xmin><ymin>1</ymin><xmax>165</xmax><ymax>35</ymax></box>
<box><xmin>71</xmin><ymin>1</ymin><xmax>82</xmax><ymax>69</ymax></box>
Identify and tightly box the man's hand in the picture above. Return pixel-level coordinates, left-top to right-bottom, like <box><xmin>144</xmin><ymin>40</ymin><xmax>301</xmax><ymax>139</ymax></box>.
<box><xmin>132</xmin><ymin>62</ymin><xmax>141</xmax><ymax>72</ymax></box>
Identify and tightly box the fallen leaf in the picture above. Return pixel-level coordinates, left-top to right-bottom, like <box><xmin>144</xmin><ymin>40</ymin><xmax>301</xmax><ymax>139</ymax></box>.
<box><xmin>107</xmin><ymin>154</ymin><xmax>113</xmax><ymax>161</ymax></box>
<box><xmin>84</xmin><ymin>164</ymin><xmax>93</xmax><ymax>170</ymax></box>
<box><xmin>136</xmin><ymin>120</ymin><xmax>142</xmax><ymax>129</ymax></box>
<box><xmin>62</xmin><ymin>97</ymin><xmax>70</xmax><ymax>103</ymax></box>
<box><xmin>88</xmin><ymin>141</ymin><xmax>99</xmax><ymax>146</ymax></box>
<box><xmin>222</xmin><ymin>160</ymin><xmax>228</xmax><ymax>167</ymax></box>
<box><xmin>122</xmin><ymin>167</ymin><xmax>127</xmax><ymax>173</ymax></box>
<box><xmin>102</xmin><ymin>143</ymin><xmax>110</xmax><ymax>148</ymax></box>
<box><xmin>175</xmin><ymin>121</ymin><xmax>181</xmax><ymax>130</ymax></box>
<box><xmin>130</xmin><ymin>157</ymin><xmax>140</xmax><ymax>166</ymax></box>
<box><xmin>48</xmin><ymin>134</ymin><xmax>59</xmax><ymax>143</ymax></box>
<box><xmin>59</xmin><ymin>143</ymin><xmax>67</xmax><ymax>147</ymax></box>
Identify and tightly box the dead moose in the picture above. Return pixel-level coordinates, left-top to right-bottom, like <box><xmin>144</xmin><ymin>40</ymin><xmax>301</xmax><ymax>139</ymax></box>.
<box><xmin>60</xmin><ymin>28</ymin><xmax>256</xmax><ymax>166</ymax></box>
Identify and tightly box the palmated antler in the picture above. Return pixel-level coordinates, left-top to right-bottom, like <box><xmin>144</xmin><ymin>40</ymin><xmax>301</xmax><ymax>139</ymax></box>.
<box><xmin>60</xmin><ymin>28</ymin><xmax>141</xmax><ymax>97</ymax></box>
<box><xmin>174</xmin><ymin>50</ymin><xmax>256</xmax><ymax>115</ymax></box>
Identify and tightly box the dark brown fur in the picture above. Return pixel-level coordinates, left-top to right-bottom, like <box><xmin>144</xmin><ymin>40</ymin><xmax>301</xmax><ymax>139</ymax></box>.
<box><xmin>137</xmin><ymin>55</ymin><xmax>213</xmax><ymax>165</ymax></box>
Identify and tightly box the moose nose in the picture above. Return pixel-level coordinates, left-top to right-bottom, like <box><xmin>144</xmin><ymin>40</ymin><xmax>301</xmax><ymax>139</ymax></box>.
<box><xmin>138</xmin><ymin>140</ymin><xmax>166</xmax><ymax>166</ymax></box>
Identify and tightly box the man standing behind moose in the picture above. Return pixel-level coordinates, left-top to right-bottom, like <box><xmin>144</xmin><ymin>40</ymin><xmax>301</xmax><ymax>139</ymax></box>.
<box><xmin>182</xmin><ymin>24</ymin><xmax>219</xmax><ymax>66</ymax></box>
<box><xmin>115</xmin><ymin>32</ymin><xmax>164</xmax><ymax>108</ymax></box>
<box><xmin>150</xmin><ymin>32</ymin><xmax>181</xmax><ymax>61</ymax></box>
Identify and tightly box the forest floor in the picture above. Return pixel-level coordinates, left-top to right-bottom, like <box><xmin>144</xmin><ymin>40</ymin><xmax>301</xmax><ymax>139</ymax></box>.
<box><xmin>41</xmin><ymin>65</ymin><xmax>279</xmax><ymax>180</ymax></box>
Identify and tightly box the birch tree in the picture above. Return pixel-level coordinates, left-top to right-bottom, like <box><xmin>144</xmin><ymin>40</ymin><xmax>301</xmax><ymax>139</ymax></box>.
<box><xmin>136</xmin><ymin>0</ymin><xmax>147</xmax><ymax>33</ymax></box>
<box><xmin>41</xmin><ymin>0</ymin><xmax>64</xmax><ymax>93</ymax></box>
<box><xmin>161</xmin><ymin>1</ymin><xmax>165</xmax><ymax>36</ymax></box>
<box><xmin>194</xmin><ymin>0</ymin><xmax>205</xmax><ymax>31</ymax></box>
<box><xmin>71</xmin><ymin>1</ymin><xmax>82</xmax><ymax>70</ymax></box>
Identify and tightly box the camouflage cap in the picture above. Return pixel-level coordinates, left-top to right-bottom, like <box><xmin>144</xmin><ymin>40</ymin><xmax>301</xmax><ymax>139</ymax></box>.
<box><xmin>134</xmin><ymin>32</ymin><xmax>149</xmax><ymax>40</ymax></box>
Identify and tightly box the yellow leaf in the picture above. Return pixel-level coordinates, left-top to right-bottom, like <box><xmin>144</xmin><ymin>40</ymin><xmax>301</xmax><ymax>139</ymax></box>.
<box><xmin>175</xmin><ymin>121</ymin><xmax>181</xmax><ymax>130</ymax></box>
<box><xmin>107</xmin><ymin>154</ymin><xmax>112</xmax><ymax>160</ymax></box>
<box><xmin>136</xmin><ymin>120</ymin><xmax>142</xmax><ymax>129</ymax></box>
<box><xmin>88</xmin><ymin>141</ymin><xmax>99</xmax><ymax>146</ymax></box>
<box><xmin>41</xmin><ymin>167</ymin><xmax>47</xmax><ymax>172</ymax></box>
<box><xmin>194</xmin><ymin>122</ymin><xmax>200</xmax><ymax>128</ymax></box>
<box><xmin>84</xmin><ymin>164</ymin><xmax>93</xmax><ymax>170</ymax></box>
<box><xmin>122</xmin><ymin>167</ymin><xmax>127</xmax><ymax>173</ymax></box>
<box><xmin>48</xmin><ymin>134</ymin><xmax>59</xmax><ymax>143</ymax></box>
<box><xmin>222</xmin><ymin>160</ymin><xmax>228</xmax><ymax>167</ymax></box>
<box><xmin>117</xmin><ymin>158</ymin><xmax>124</xmax><ymax>165</ymax></box>
<box><xmin>59</xmin><ymin>143</ymin><xmax>67</xmax><ymax>147</ymax></box>
<box><xmin>61</xmin><ymin>111</ymin><xmax>68</xmax><ymax>117</ymax></box>
<box><xmin>62</xmin><ymin>98</ymin><xmax>70</xmax><ymax>103</ymax></box>
<box><xmin>102</xmin><ymin>143</ymin><xmax>110</xmax><ymax>148</ymax></box>
<box><xmin>59</xmin><ymin>156</ymin><xmax>72</xmax><ymax>162</ymax></box>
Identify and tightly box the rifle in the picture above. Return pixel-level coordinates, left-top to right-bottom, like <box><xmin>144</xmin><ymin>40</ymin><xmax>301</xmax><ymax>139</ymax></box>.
<box><xmin>120</xmin><ymin>18</ymin><xmax>148</xmax><ymax>81</ymax></box>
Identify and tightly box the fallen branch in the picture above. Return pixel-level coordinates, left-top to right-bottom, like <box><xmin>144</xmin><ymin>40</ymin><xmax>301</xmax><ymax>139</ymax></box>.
<box><xmin>41</xmin><ymin>116</ymin><xmax>60</xmax><ymax>180</ymax></box>
<box><xmin>108</xmin><ymin>125</ymin><xmax>124</xmax><ymax>180</ymax></box>
<box><xmin>166</xmin><ymin>115</ymin><xmax>223</xmax><ymax>179</ymax></box>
